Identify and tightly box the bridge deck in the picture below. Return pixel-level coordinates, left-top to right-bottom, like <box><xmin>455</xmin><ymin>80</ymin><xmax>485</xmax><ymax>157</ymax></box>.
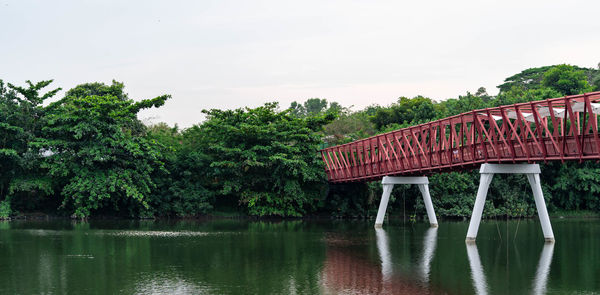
<box><xmin>321</xmin><ymin>92</ymin><xmax>600</xmax><ymax>183</ymax></box>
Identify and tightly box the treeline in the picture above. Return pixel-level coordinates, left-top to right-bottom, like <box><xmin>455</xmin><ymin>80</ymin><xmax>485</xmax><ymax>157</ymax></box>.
<box><xmin>0</xmin><ymin>81</ymin><xmax>336</xmax><ymax>218</ymax></box>
<box><xmin>1</xmin><ymin>64</ymin><xmax>600</xmax><ymax>219</ymax></box>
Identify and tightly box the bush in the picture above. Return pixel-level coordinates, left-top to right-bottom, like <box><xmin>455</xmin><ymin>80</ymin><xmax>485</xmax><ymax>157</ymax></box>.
<box><xmin>0</xmin><ymin>200</ymin><xmax>12</xmax><ymax>219</ymax></box>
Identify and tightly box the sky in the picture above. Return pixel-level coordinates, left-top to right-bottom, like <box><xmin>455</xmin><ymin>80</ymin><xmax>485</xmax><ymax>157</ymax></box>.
<box><xmin>1</xmin><ymin>0</ymin><xmax>599</xmax><ymax>127</ymax></box>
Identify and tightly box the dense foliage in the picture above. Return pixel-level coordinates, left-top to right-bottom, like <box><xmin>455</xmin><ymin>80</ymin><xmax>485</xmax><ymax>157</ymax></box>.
<box><xmin>0</xmin><ymin>80</ymin><xmax>60</xmax><ymax>217</ymax></box>
<box><xmin>196</xmin><ymin>104</ymin><xmax>334</xmax><ymax>216</ymax></box>
<box><xmin>40</xmin><ymin>83</ymin><xmax>170</xmax><ymax>218</ymax></box>
<box><xmin>1</xmin><ymin>63</ymin><xmax>600</xmax><ymax>219</ymax></box>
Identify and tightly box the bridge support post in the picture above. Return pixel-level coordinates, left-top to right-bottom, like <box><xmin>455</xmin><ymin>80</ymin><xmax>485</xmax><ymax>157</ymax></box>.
<box><xmin>375</xmin><ymin>176</ymin><xmax>438</xmax><ymax>228</ymax></box>
<box><xmin>465</xmin><ymin>164</ymin><xmax>555</xmax><ymax>243</ymax></box>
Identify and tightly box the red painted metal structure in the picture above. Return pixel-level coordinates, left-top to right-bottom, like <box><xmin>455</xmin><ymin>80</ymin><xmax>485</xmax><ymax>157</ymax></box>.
<box><xmin>321</xmin><ymin>92</ymin><xmax>600</xmax><ymax>183</ymax></box>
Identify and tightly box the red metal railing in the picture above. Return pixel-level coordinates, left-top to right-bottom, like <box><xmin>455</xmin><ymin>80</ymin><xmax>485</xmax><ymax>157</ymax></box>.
<box><xmin>321</xmin><ymin>92</ymin><xmax>600</xmax><ymax>183</ymax></box>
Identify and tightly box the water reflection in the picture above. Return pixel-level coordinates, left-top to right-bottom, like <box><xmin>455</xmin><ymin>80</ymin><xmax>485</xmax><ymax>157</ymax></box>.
<box><xmin>133</xmin><ymin>275</ymin><xmax>209</xmax><ymax>295</ymax></box>
<box><xmin>418</xmin><ymin>227</ymin><xmax>438</xmax><ymax>284</ymax></box>
<box><xmin>466</xmin><ymin>242</ymin><xmax>555</xmax><ymax>295</ymax></box>
<box><xmin>322</xmin><ymin>228</ymin><xmax>437</xmax><ymax>294</ymax></box>
<box><xmin>532</xmin><ymin>243</ymin><xmax>554</xmax><ymax>295</ymax></box>
<box><xmin>375</xmin><ymin>228</ymin><xmax>392</xmax><ymax>281</ymax></box>
<box><xmin>376</xmin><ymin>227</ymin><xmax>438</xmax><ymax>285</ymax></box>
<box><xmin>466</xmin><ymin>243</ymin><xmax>489</xmax><ymax>295</ymax></box>
<box><xmin>1</xmin><ymin>219</ymin><xmax>597</xmax><ymax>294</ymax></box>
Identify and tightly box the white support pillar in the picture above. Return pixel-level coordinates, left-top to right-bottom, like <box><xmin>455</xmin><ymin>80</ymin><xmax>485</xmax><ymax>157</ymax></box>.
<box><xmin>418</xmin><ymin>184</ymin><xmax>439</xmax><ymax>227</ymax></box>
<box><xmin>465</xmin><ymin>164</ymin><xmax>555</xmax><ymax>243</ymax></box>
<box><xmin>375</xmin><ymin>176</ymin><xmax>438</xmax><ymax>228</ymax></box>
<box><xmin>527</xmin><ymin>174</ymin><xmax>555</xmax><ymax>242</ymax></box>
<box><xmin>375</xmin><ymin>184</ymin><xmax>394</xmax><ymax>228</ymax></box>
<box><xmin>465</xmin><ymin>173</ymin><xmax>494</xmax><ymax>242</ymax></box>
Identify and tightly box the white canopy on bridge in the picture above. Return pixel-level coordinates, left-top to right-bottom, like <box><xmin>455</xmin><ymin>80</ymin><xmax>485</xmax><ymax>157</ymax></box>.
<box><xmin>480</xmin><ymin>102</ymin><xmax>600</xmax><ymax>123</ymax></box>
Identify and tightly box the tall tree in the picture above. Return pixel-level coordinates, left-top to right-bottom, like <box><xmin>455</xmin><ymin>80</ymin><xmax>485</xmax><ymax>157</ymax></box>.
<box><xmin>39</xmin><ymin>82</ymin><xmax>170</xmax><ymax>217</ymax></box>
<box><xmin>303</xmin><ymin>98</ymin><xmax>328</xmax><ymax>116</ymax></box>
<box><xmin>145</xmin><ymin>123</ymin><xmax>215</xmax><ymax>217</ymax></box>
<box><xmin>289</xmin><ymin>98</ymin><xmax>341</xmax><ymax>117</ymax></box>
<box><xmin>0</xmin><ymin>80</ymin><xmax>60</xmax><ymax>214</ymax></box>
<box><xmin>199</xmin><ymin>103</ymin><xmax>335</xmax><ymax>217</ymax></box>
<box><xmin>371</xmin><ymin>96</ymin><xmax>435</xmax><ymax>130</ymax></box>
<box><xmin>542</xmin><ymin>64</ymin><xmax>593</xmax><ymax>95</ymax></box>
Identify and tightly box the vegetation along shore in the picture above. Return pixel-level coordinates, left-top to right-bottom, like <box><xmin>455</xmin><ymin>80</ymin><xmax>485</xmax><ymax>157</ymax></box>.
<box><xmin>2</xmin><ymin>64</ymin><xmax>600</xmax><ymax>220</ymax></box>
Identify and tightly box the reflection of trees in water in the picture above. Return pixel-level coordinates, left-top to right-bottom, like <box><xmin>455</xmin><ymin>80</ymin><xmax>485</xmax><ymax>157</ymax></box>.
<box><xmin>320</xmin><ymin>231</ymin><xmax>432</xmax><ymax>295</ymax></box>
<box><xmin>0</xmin><ymin>220</ymin><xmax>327</xmax><ymax>294</ymax></box>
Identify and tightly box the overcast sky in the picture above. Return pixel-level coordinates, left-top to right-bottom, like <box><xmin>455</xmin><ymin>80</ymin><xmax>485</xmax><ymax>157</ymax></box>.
<box><xmin>1</xmin><ymin>0</ymin><xmax>599</xmax><ymax>127</ymax></box>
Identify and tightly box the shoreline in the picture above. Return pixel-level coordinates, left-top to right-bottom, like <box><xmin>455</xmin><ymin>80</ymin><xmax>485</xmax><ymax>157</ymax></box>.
<box><xmin>2</xmin><ymin>210</ymin><xmax>599</xmax><ymax>222</ymax></box>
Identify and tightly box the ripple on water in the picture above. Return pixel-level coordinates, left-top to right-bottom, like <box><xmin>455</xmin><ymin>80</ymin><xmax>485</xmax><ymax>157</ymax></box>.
<box><xmin>64</xmin><ymin>254</ymin><xmax>94</xmax><ymax>259</ymax></box>
<box><xmin>103</xmin><ymin>230</ymin><xmax>234</xmax><ymax>238</ymax></box>
<box><xmin>132</xmin><ymin>275</ymin><xmax>213</xmax><ymax>295</ymax></box>
<box><xmin>21</xmin><ymin>228</ymin><xmax>239</xmax><ymax>238</ymax></box>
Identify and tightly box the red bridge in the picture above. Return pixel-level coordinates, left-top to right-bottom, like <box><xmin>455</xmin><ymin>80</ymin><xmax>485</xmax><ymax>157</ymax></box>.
<box><xmin>321</xmin><ymin>92</ymin><xmax>600</xmax><ymax>183</ymax></box>
<box><xmin>320</xmin><ymin>91</ymin><xmax>600</xmax><ymax>243</ymax></box>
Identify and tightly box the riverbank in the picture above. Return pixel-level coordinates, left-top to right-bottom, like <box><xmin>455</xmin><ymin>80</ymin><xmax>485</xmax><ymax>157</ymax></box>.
<box><xmin>4</xmin><ymin>209</ymin><xmax>599</xmax><ymax>222</ymax></box>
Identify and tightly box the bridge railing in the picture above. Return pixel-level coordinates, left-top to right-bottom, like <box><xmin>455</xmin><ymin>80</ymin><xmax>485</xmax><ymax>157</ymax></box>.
<box><xmin>321</xmin><ymin>92</ymin><xmax>600</xmax><ymax>182</ymax></box>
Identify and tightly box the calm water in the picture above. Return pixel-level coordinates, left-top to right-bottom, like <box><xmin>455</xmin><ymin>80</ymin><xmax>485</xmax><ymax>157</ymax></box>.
<box><xmin>0</xmin><ymin>218</ymin><xmax>598</xmax><ymax>294</ymax></box>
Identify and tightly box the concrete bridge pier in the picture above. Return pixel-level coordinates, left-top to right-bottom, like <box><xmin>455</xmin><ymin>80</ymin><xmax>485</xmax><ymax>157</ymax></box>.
<box><xmin>375</xmin><ymin>176</ymin><xmax>438</xmax><ymax>228</ymax></box>
<box><xmin>465</xmin><ymin>163</ymin><xmax>555</xmax><ymax>243</ymax></box>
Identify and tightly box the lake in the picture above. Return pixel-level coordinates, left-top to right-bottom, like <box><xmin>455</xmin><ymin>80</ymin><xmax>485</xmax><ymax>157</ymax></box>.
<box><xmin>0</xmin><ymin>218</ymin><xmax>598</xmax><ymax>294</ymax></box>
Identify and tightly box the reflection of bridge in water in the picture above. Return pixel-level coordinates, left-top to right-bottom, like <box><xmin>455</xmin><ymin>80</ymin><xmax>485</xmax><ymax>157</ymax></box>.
<box><xmin>321</xmin><ymin>92</ymin><xmax>600</xmax><ymax>241</ymax></box>
<box><xmin>320</xmin><ymin>229</ymin><xmax>434</xmax><ymax>294</ymax></box>
<box><xmin>321</xmin><ymin>228</ymin><xmax>554</xmax><ymax>294</ymax></box>
<box><xmin>466</xmin><ymin>240</ymin><xmax>554</xmax><ymax>295</ymax></box>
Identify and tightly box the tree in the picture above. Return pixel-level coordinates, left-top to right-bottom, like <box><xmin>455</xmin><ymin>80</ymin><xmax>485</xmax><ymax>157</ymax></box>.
<box><xmin>0</xmin><ymin>80</ymin><xmax>60</xmax><ymax>215</ymax></box>
<box><xmin>475</xmin><ymin>87</ymin><xmax>493</xmax><ymax>102</ymax></box>
<box><xmin>199</xmin><ymin>103</ymin><xmax>335</xmax><ymax>217</ymax></box>
<box><xmin>498</xmin><ymin>65</ymin><xmax>597</xmax><ymax>94</ymax></box>
<box><xmin>497</xmin><ymin>66</ymin><xmax>554</xmax><ymax>92</ymax></box>
<box><xmin>542</xmin><ymin>64</ymin><xmax>593</xmax><ymax>95</ymax></box>
<box><xmin>592</xmin><ymin>71</ymin><xmax>600</xmax><ymax>91</ymax></box>
<box><xmin>323</xmin><ymin>110</ymin><xmax>376</xmax><ymax>145</ymax></box>
<box><xmin>303</xmin><ymin>98</ymin><xmax>328</xmax><ymax>116</ymax></box>
<box><xmin>371</xmin><ymin>96</ymin><xmax>435</xmax><ymax>130</ymax></box>
<box><xmin>145</xmin><ymin>123</ymin><xmax>215</xmax><ymax>217</ymax></box>
<box><xmin>288</xmin><ymin>98</ymin><xmax>342</xmax><ymax>117</ymax></box>
<box><xmin>493</xmin><ymin>87</ymin><xmax>561</xmax><ymax>107</ymax></box>
<box><xmin>39</xmin><ymin>82</ymin><xmax>170</xmax><ymax>217</ymax></box>
<box><xmin>63</xmin><ymin>80</ymin><xmax>128</xmax><ymax>100</ymax></box>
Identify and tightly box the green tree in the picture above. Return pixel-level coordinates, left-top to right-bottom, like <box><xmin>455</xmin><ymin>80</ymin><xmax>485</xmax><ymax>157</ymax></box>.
<box><xmin>39</xmin><ymin>82</ymin><xmax>170</xmax><ymax>217</ymax></box>
<box><xmin>289</xmin><ymin>98</ymin><xmax>342</xmax><ymax>118</ymax></box>
<box><xmin>0</xmin><ymin>80</ymin><xmax>60</xmax><ymax>214</ymax></box>
<box><xmin>199</xmin><ymin>103</ymin><xmax>334</xmax><ymax>217</ymax></box>
<box><xmin>493</xmin><ymin>86</ymin><xmax>561</xmax><ymax>107</ymax></box>
<box><xmin>497</xmin><ymin>66</ymin><xmax>555</xmax><ymax>92</ymax></box>
<box><xmin>63</xmin><ymin>80</ymin><xmax>128</xmax><ymax>100</ymax></box>
<box><xmin>542</xmin><ymin>64</ymin><xmax>593</xmax><ymax>95</ymax></box>
<box><xmin>146</xmin><ymin>123</ymin><xmax>215</xmax><ymax>217</ymax></box>
<box><xmin>474</xmin><ymin>87</ymin><xmax>493</xmax><ymax>103</ymax></box>
<box><xmin>434</xmin><ymin>92</ymin><xmax>487</xmax><ymax>118</ymax></box>
<box><xmin>371</xmin><ymin>96</ymin><xmax>435</xmax><ymax>130</ymax></box>
<box><xmin>323</xmin><ymin>110</ymin><xmax>376</xmax><ymax>145</ymax></box>
<box><xmin>303</xmin><ymin>98</ymin><xmax>328</xmax><ymax>116</ymax></box>
<box><xmin>591</xmin><ymin>68</ymin><xmax>600</xmax><ymax>90</ymax></box>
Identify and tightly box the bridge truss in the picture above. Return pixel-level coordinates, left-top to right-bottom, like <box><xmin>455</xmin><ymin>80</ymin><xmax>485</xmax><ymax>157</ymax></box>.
<box><xmin>321</xmin><ymin>92</ymin><xmax>600</xmax><ymax>183</ymax></box>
